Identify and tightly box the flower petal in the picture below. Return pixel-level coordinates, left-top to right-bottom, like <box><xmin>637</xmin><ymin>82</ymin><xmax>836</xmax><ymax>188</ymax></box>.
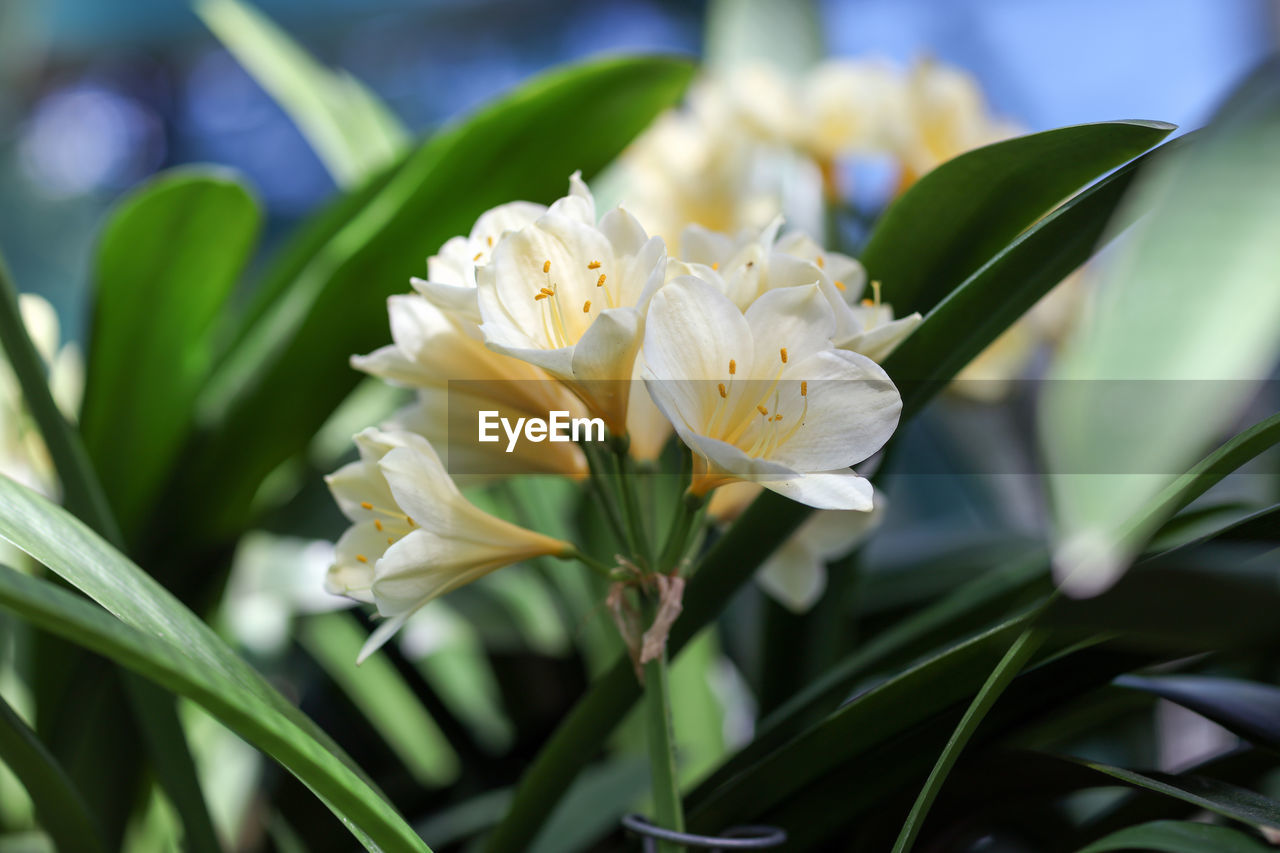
<box><xmin>758</xmin><ymin>468</ymin><xmax>875</xmax><ymax>510</ymax></box>
<box><xmin>756</xmin><ymin>537</ymin><xmax>827</xmax><ymax>612</ymax></box>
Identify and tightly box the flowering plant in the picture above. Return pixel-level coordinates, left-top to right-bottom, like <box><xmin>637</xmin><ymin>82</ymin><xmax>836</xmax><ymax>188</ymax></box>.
<box><xmin>1</xmin><ymin>4</ymin><xmax>1279</xmax><ymax>853</ymax></box>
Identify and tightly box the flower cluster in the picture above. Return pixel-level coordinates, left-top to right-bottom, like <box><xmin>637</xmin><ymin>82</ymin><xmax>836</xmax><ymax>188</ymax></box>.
<box><xmin>326</xmin><ymin>171</ymin><xmax>916</xmax><ymax>656</ymax></box>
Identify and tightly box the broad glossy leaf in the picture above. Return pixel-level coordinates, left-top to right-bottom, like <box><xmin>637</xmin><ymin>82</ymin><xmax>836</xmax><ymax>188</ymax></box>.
<box><xmin>185</xmin><ymin>55</ymin><xmax>694</xmax><ymax>538</ymax></box>
<box><xmin>862</xmin><ymin>120</ymin><xmax>1174</xmax><ymax>316</ymax></box>
<box><xmin>80</xmin><ymin>170</ymin><xmax>259</xmax><ymax>541</ymax></box>
<box><xmin>1075</xmin><ymin>820</ymin><xmax>1272</xmax><ymax>853</ymax></box>
<box><xmin>196</xmin><ymin>0</ymin><xmax>408</xmax><ymax>187</ymax></box>
<box><xmin>0</xmin><ymin>479</ymin><xmax>428</xmax><ymax>852</ymax></box>
<box><xmin>0</xmin><ymin>688</ymin><xmax>105</xmax><ymax>853</ymax></box>
<box><xmin>1042</xmin><ymin>62</ymin><xmax>1280</xmax><ymax>595</ymax></box>
<box><xmin>1116</xmin><ymin>675</ymin><xmax>1280</xmax><ymax>754</ymax></box>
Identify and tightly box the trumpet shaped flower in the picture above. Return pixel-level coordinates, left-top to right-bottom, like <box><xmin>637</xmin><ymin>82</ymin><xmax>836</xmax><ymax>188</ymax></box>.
<box><xmin>642</xmin><ymin>277</ymin><xmax>901</xmax><ymax>509</ymax></box>
<box><xmin>326</xmin><ymin>428</ymin><xmax>571</xmax><ymax>660</ymax></box>
<box><xmin>476</xmin><ymin>176</ymin><xmax>666</xmax><ymax>434</ymax></box>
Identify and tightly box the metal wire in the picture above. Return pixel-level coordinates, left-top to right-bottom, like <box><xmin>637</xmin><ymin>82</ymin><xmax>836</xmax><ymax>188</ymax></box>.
<box><xmin>621</xmin><ymin>814</ymin><xmax>787</xmax><ymax>851</ymax></box>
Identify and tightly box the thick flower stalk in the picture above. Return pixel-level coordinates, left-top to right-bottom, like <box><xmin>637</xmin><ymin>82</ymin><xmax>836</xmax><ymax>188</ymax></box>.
<box><xmin>325</xmin><ymin>428</ymin><xmax>573</xmax><ymax>660</ymax></box>
<box><xmin>642</xmin><ymin>276</ymin><xmax>901</xmax><ymax>509</ymax></box>
<box><xmin>476</xmin><ymin>175</ymin><xmax>667</xmax><ymax>434</ymax></box>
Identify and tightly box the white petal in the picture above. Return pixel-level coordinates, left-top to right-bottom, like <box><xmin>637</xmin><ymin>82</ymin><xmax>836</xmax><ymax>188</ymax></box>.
<box><xmin>350</xmin><ymin>344</ymin><xmax>422</xmax><ymax>387</ymax></box>
<box><xmin>801</xmin><ymin>493</ymin><xmax>886</xmax><ymax>559</ymax></box>
<box><xmin>470</xmin><ymin>200</ymin><xmax>547</xmax><ymax>245</ymax></box>
<box><xmin>744</xmin><ymin>282</ymin><xmax>836</xmax><ymax>369</ymax></box>
<box><xmin>758</xmin><ymin>469</ymin><xmax>875</xmax><ymax>510</ymax></box>
<box><xmin>569</xmin><ymin>307</ymin><xmax>643</xmax><ymax>429</ymax></box>
<box><xmin>838</xmin><ymin>313</ymin><xmax>923</xmax><ymax>361</ymax></box>
<box><xmin>772</xmin><ymin>349</ymin><xmax>901</xmax><ymax>471</ymax></box>
<box><xmin>756</xmin><ymin>538</ymin><xmax>827</xmax><ymax>612</ymax></box>
<box><xmin>678</xmin><ymin>223</ymin><xmax>736</xmax><ymax>265</ymax></box>
<box><xmin>600</xmin><ymin>207</ymin><xmax>651</xmax><ymax>258</ymax></box>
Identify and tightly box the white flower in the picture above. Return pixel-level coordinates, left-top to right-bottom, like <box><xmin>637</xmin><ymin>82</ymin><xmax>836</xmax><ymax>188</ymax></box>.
<box><xmin>325</xmin><ymin>428</ymin><xmax>570</xmax><ymax>660</ymax></box>
<box><xmin>642</xmin><ymin>276</ymin><xmax>901</xmax><ymax>509</ymax></box>
<box><xmin>799</xmin><ymin>59</ymin><xmax>909</xmax><ymax>161</ymax></box>
<box><xmin>757</xmin><ymin>491</ymin><xmax>886</xmax><ymax>611</ymax></box>
<box><xmin>476</xmin><ymin>174</ymin><xmax>667</xmax><ymax>434</ymax></box>
<box><xmin>352</xmin><ymin>289</ymin><xmax>588</xmax><ymax>478</ymax></box>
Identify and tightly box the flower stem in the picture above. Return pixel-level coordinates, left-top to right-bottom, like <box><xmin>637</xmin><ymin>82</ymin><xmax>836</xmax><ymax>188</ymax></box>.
<box><xmin>611</xmin><ymin>438</ymin><xmax>652</xmax><ymax>568</ymax></box>
<box><xmin>657</xmin><ymin>489</ymin><xmax>704</xmax><ymax>573</ymax></box>
<box><xmin>581</xmin><ymin>440</ymin><xmax>629</xmax><ymax>548</ymax></box>
<box><xmin>643</xmin><ymin>647</ymin><xmax>684</xmax><ymax>851</ymax></box>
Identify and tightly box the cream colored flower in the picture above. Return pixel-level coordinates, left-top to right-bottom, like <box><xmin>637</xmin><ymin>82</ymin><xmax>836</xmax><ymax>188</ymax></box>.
<box><xmin>325</xmin><ymin>428</ymin><xmax>571</xmax><ymax>660</ymax></box>
<box><xmin>476</xmin><ymin>175</ymin><xmax>667</xmax><ymax>434</ymax></box>
<box><xmin>642</xmin><ymin>277</ymin><xmax>900</xmax><ymax>509</ymax></box>
<box><xmin>799</xmin><ymin>59</ymin><xmax>908</xmax><ymax>161</ymax></box>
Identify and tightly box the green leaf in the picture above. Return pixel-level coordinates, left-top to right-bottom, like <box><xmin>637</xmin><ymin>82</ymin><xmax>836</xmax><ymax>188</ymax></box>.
<box><xmin>1115</xmin><ymin>675</ymin><xmax>1280</xmax><ymax>755</ymax></box>
<box><xmin>80</xmin><ymin>170</ymin><xmax>259</xmax><ymax>541</ymax></box>
<box><xmin>299</xmin><ymin>611</ymin><xmax>460</xmax><ymax>788</ymax></box>
<box><xmin>195</xmin><ymin>0</ymin><xmax>408</xmax><ymax>187</ymax></box>
<box><xmin>0</xmin><ymin>479</ymin><xmax>428</xmax><ymax>852</ymax></box>
<box><xmin>1074</xmin><ymin>820</ymin><xmax>1273</xmax><ymax>853</ymax></box>
<box><xmin>185</xmin><ymin>55</ymin><xmax>694</xmax><ymax>539</ymax></box>
<box><xmin>1075</xmin><ymin>760</ymin><xmax>1280</xmax><ymax>831</ymax></box>
<box><xmin>891</xmin><ymin>628</ymin><xmax>1046</xmax><ymax>853</ymax></box>
<box><xmin>861</xmin><ymin>120</ymin><xmax>1174</xmax><ymax>316</ymax></box>
<box><xmin>1041</xmin><ymin>62</ymin><xmax>1280</xmax><ymax>595</ymax></box>
<box><xmin>882</xmin><ymin>133</ymin><xmax>1189</xmax><ymax>418</ymax></box>
<box><xmin>0</xmin><ymin>688</ymin><xmax>106</xmax><ymax>853</ymax></box>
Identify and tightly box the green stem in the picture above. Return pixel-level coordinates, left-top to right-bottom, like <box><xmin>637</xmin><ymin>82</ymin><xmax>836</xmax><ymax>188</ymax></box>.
<box><xmin>611</xmin><ymin>440</ymin><xmax>651</xmax><ymax>568</ymax></box>
<box><xmin>657</xmin><ymin>490</ymin><xmax>704</xmax><ymax>573</ymax></box>
<box><xmin>581</xmin><ymin>441</ymin><xmax>629</xmax><ymax>549</ymax></box>
<box><xmin>565</xmin><ymin>548</ymin><xmax>615</xmax><ymax>581</ymax></box>
<box><xmin>643</xmin><ymin>648</ymin><xmax>683</xmax><ymax>851</ymax></box>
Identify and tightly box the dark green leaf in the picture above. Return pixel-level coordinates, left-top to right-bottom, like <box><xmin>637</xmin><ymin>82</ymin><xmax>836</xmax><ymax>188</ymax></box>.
<box><xmin>862</xmin><ymin>120</ymin><xmax>1174</xmax><ymax>316</ymax></box>
<box><xmin>1074</xmin><ymin>820</ymin><xmax>1273</xmax><ymax>853</ymax></box>
<box><xmin>1116</xmin><ymin>675</ymin><xmax>1280</xmax><ymax>755</ymax></box>
<box><xmin>0</xmin><ymin>480</ymin><xmax>428</xmax><ymax>852</ymax></box>
<box><xmin>185</xmin><ymin>55</ymin><xmax>694</xmax><ymax>538</ymax></box>
<box><xmin>80</xmin><ymin>170</ymin><xmax>259</xmax><ymax>541</ymax></box>
<box><xmin>1077</xmin><ymin>760</ymin><xmax>1280</xmax><ymax>830</ymax></box>
<box><xmin>0</xmin><ymin>687</ymin><xmax>106</xmax><ymax>853</ymax></box>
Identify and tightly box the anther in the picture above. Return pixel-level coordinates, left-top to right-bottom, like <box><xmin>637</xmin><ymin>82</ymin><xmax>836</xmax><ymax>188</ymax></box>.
<box><xmin>780</xmin><ymin>347</ymin><xmax>788</xmax><ymax>364</ymax></box>
<box><xmin>356</xmin><ymin>554</ymin><xmax>368</xmax><ymax>564</ymax></box>
<box><xmin>861</xmin><ymin>298</ymin><xmax>874</xmax><ymax>307</ymax></box>
<box><xmin>540</xmin><ymin>287</ymin><xmax>555</xmax><ymax>296</ymax></box>
<box><xmin>729</xmin><ymin>359</ymin><xmax>737</xmax><ymax>375</ymax></box>
<box><xmin>543</xmin><ymin>260</ymin><xmax>551</xmax><ymax>273</ymax></box>
<box><xmin>583</xmin><ymin>300</ymin><xmax>591</xmax><ymax>313</ymax></box>
<box><xmin>711</xmin><ymin>262</ymin><xmax>720</xmax><ymax>270</ymax></box>
<box><xmin>360</xmin><ymin>502</ymin><xmax>373</xmax><ymax>510</ymax></box>
<box><xmin>588</xmin><ymin>260</ymin><xmax>601</xmax><ymax>269</ymax></box>
<box><xmin>597</xmin><ymin>273</ymin><xmax>606</xmax><ymax>287</ymax></box>
<box><xmin>374</xmin><ymin>519</ymin><xmax>383</xmax><ymax>532</ymax></box>
<box><xmin>473</xmin><ymin>252</ymin><xmax>482</xmax><ymax>261</ymax></box>
<box><xmin>816</xmin><ymin>255</ymin><xmax>826</xmax><ymax>269</ymax></box>
<box><xmin>534</xmin><ymin>293</ymin><xmax>548</xmax><ymax>301</ymax></box>
<box><xmin>387</xmin><ymin>537</ymin><xmax>395</xmax><ymax>545</ymax></box>
<box><xmin>801</xmin><ymin>381</ymin><xmax>808</xmax><ymax>396</ymax></box>
<box><xmin>718</xmin><ymin>382</ymin><xmax>727</xmax><ymax>398</ymax></box>
<box><xmin>757</xmin><ymin>404</ymin><xmax>769</xmax><ymax>416</ymax></box>
<box><xmin>487</xmin><ymin>236</ymin><xmax>493</xmax><ymax>246</ymax></box>
<box><xmin>834</xmin><ymin>280</ymin><xmax>846</xmax><ymax>291</ymax></box>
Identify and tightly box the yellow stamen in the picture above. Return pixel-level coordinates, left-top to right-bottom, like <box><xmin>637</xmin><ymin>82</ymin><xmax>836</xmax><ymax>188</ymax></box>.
<box><xmin>487</xmin><ymin>235</ymin><xmax>493</xmax><ymax>247</ymax></box>
<box><xmin>540</xmin><ymin>287</ymin><xmax>555</xmax><ymax>296</ymax></box>
<box><xmin>816</xmin><ymin>255</ymin><xmax>825</xmax><ymax>269</ymax></box>
<box><xmin>729</xmin><ymin>359</ymin><xmax>737</xmax><ymax>375</ymax></box>
<box><xmin>597</xmin><ymin>273</ymin><xmax>606</xmax><ymax>287</ymax></box>
<box><xmin>718</xmin><ymin>382</ymin><xmax>727</xmax><ymax>398</ymax></box>
<box><xmin>543</xmin><ymin>260</ymin><xmax>551</xmax><ymax>273</ymax></box>
<box><xmin>588</xmin><ymin>260</ymin><xmax>601</xmax><ymax>270</ymax></box>
<box><xmin>374</xmin><ymin>519</ymin><xmax>383</xmax><ymax>532</ymax></box>
<box><xmin>861</xmin><ymin>298</ymin><xmax>874</xmax><ymax>307</ymax></box>
<box><xmin>711</xmin><ymin>262</ymin><xmax>720</xmax><ymax>270</ymax></box>
<box><xmin>360</xmin><ymin>501</ymin><xmax>373</xmax><ymax>510</ymax></box>
<box><xmin>407</xmin><ymin>516</ymin><xmax>415</xmax><ymax>526</ymax></box>
<box><xmin>801</xmin><ymin>381</ymin><xmax>808</xmax><ymax>396</ymax></box>
<box><xmin>780</xmin><ymin>347</ymin><xmax>788</xmax><ymax>364</ymax></box>
<box><xmin>834</xmin><ymin>280</ymin><xmax>846</xmax><ymax>291</ymax></box>
<box><xmin>534</xmin><ymin>292</ymin><xmax>549</xmax><ymax>301</ymax></box>
<box><xmin>872</xmin><ymin>279</ymin><xmax>882</xmax><ymax>306</ymax></box>
<box><xmin>757</xmin><ymin>404</ymin><xmax>769</xmax><ymax>416</ymax></box>
<box><xmin>356</xmin><ymin>554</ymin><xmax>368</xmax><ymax>564</ymax></box>
<box><xmin>387</xmin><ymin>537</ymin><xmax>395</xmax><ymax>545</ymax></box>
<box><xmin>473</xmin><ymin>252</ymin><xmax>482</xmax><ymax>261</ymax></box>
<box><xmin>583</xmin><ymin>300</ymin><xmax>591</xmax><ymax>313</ymax></box>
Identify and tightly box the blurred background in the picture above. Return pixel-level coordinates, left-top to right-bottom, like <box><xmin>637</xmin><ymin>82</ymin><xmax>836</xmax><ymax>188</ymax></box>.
<box><xmin>0</xmin><ymin>0</ymin><xmax>1274</xmax><ymax>338</ymax></box>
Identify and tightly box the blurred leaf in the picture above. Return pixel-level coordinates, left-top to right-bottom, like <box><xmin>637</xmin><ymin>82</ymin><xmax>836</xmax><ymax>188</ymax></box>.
<box><xmin>1074</xmin><ymin>820</ymin><xmax>1273</xmax><ymax>853</ymax></box>
<box><xmin>185</xmin><ymin>55</ymin><xmax>694</xmax><ymax>539</ymax></box>
<box><xmin>196</xmin><ymin>0</ymin><xmax>408</xmax><ymax>187</ymax></box>
<box><xmin>80</xmin><ymin>170</ymin><xmax>259</xmax><ymax>542</ymax></box>
<box><xmin>1041</xmin><ymin>61</ymin><xmax>1280</xmax><ymax>595</ymax></box>
<box><xmin>883</xmin><ymin>134</ymin><xmax>1188</xmax><ymax>417</ymax></box>
<box><xmin>1045</xmin><ymin>544</ymin><xmax>1280</xmax><ymax>650</ymax></box>
<box><xmin>0</xmin><ymin>689</ymin><xmax>105</xmax><ymax>853</ymax></box>
<box><xmin>123</xmin><ymin>679</ymin><xmax>221</xmax><ymax>853</ymax></box>
<box><xmin>1074</xmin><ymin>760</ymin><xmax>1280</xmax><ymax>831</ymax></box>
<box><xmin>1116</xmin><ymin>675</ymin><xmax>1280</xmax><ymax>755</ymax></box>
<box><xmin>862</xmin><ymin>120</ymin><xmax>1174</xmax><ymax>316</ymax></box>
<box><xmin>300</xmin><ymin>611</ymin><xmax>460</xmax><ymax>788</ymax></box>
<box><xmin>704</xmin><ymin>0</ymin><xmax>822</xmax><ymax>73</ymax></box>
<box><xmin>891</xmin><ymin>628</ymin><xmax>1045</xmax><ymax>853</ymax></box>
<box><xmin>0</xmin><ymin>480</ymin><xmax>427</xmax><ymax>852</ymax></box>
